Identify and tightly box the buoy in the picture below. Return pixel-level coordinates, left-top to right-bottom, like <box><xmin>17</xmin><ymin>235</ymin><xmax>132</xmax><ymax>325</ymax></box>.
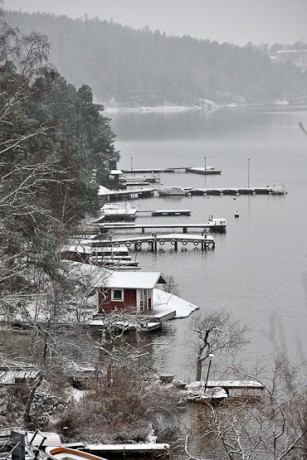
<box><xmin>171</xmin><ymin>239</ymin><xmax>176</xmax><ymax>245</ymax></box>
<box><xmin>193</xmin><ymin>240</ymin><xmax>199</xmax><ymax>246</ymax></box>
<box><xmin>182</xmin><ymin>240</ymin><xmax>187</xmax><ymax>246</ymax></box>
<box><xmin>235</xmin><ymin>212</ymin><xmax>239</xmax><ymax>218</ymax></box>
<box><xmin>159</xmin><ymin>240</ymin><xmax>165</xmax><ymax>245</ymax></box>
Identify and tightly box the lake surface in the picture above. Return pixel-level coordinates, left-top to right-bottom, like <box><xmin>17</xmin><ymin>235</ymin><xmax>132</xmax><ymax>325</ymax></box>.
<box><xmin>107</xmin><ymin>106</ymin><xmax>307</xmax><ymax>381</ymax></box>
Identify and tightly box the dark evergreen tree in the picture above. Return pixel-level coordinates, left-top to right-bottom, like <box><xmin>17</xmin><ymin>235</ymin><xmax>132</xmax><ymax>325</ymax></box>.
<box><xmin>0</xmin><ymin>10</ymin><xmax>118</xmax><ymax>319</ymax></box>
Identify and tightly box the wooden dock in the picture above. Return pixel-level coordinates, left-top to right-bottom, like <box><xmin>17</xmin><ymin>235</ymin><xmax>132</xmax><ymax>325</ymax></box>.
<box><xmin>95</xmin><ymin>233</ymin><xmax>215</xmax><ymax>251</ymax></box>
<box><xmin>98</xmin><ymin>221</ymin><xmax>226</xmax><ymax>233</ymax></box>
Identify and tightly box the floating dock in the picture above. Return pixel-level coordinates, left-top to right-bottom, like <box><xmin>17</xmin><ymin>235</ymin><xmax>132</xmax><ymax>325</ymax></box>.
<box><xmin>121</xmin><ymin>167</ymin><xmax>222</xmax><ymax>175</ymax></box>
<box><xmin>98</xmin><ymin>221</ymin><xmax>226</xmax><ymax>233</ymax></box>
<box><xmin>99</xmin><ymin>186</ymin><xmax>287</xmax><ymax>202</ymax></box>
<box><xmin>186</xmin><ymin>167</ymin><xmax>222</xmax><ymax>175</ymax></box>
<box><xmin>151</xmin><ymin>209</ymin><xmax>191</xmax><ymax>216</ymax></box>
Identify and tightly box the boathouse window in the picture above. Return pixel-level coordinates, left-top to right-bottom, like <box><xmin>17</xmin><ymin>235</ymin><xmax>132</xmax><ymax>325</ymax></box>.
<box><xmin>111</xmin><ymin>289</ymin><xmax>124</xmax><ymax>301</ymax></box>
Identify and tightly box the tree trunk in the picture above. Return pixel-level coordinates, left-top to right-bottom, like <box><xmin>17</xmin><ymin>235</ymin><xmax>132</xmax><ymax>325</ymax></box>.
<box><xmin>196</xmin><ymin>357</ymin><xmax>203</xmax><ymax>381</ymax></box>
<box><xmin>23</xmin><ymin>373</ymin><xmax>43</xmax><ymax>424</ymax></box>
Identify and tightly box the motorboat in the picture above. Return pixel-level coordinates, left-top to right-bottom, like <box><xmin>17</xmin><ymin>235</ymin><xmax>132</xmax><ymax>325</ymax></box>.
<box><xmin>157</xmin><ymin>186</ymin><xmax>187</xmax><ymax>196</ymax></box>
<box><xmin>96</xmin><ymin>203</ymin><xmax>138</xmax><ymax>221</ymax></box>
<box><xmin>45</xmin><ymin>446</ymin><xmax>108</xmax><ymax>460</ymax></box>
<box><xmin>271</xmin><ymin>183</ymin><xmax>288</xmax><ymax>195</ymax></box>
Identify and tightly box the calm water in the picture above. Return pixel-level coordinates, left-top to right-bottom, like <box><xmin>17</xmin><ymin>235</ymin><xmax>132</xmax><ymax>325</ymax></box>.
<box><xmin>107</xmin><ymin>106</ymin><xmax>307</xmax><ymax>380</ymax></box>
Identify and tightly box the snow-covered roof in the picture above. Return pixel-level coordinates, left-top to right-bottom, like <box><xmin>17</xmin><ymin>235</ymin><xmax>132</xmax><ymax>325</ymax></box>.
<box><xmin>0</xmin><ymin>370</ymin><xmax>39</xmax><ymax>385</ymax></box>
<box><xmin>93</xmin><ymin>271</ymin><xmax>166</xmax><ymax>289</ymax></box>
<box><xmin>153</xmin><ymin>289</ymin><xmax>199</xmax><ymax>318</ymax></box>
<box><xmin>98</xmin><ymin>185</ymin><xmax>111</xmax><ymax>195</ymax></box>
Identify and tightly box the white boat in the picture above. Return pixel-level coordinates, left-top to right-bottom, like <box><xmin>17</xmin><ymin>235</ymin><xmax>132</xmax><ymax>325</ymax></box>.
<box><xmin>97</xmin><ymin>203</ymin><xmax>138</xmax><ymax>221</ymax></box>
<box><xmin>157</xmin><ymin>186</ymin><xmax>187</xmax><ymax>196</ymax></box>
<box><xmin>45</xmin><ymin>446</ymin><xmax>107</xmax><ymax>460</ymax></box>
<box><xmin>271</xmin><ymin>183</ymin><xmax>288</xmax><ymax>195</ymax></box>
<box><xmin>208</xmin><ymin>215</ymin><xmax>227</xmax><ymax>227</ymax></box>
<box><xmin>91</xmin><ymin>245</ymin><xmax>130</xmax><ymax>257</ymax></box>
<box><xmin>90</xmin><ymin>255</ymin><xmax>139</xmax><ymax>267</ymax></box>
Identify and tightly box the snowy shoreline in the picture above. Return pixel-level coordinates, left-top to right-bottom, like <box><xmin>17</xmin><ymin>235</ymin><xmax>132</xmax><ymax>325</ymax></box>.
<box><xmin>102</xmin><ymin>100</ymin><xmax>291</xmax><ymax>114</ymax></box>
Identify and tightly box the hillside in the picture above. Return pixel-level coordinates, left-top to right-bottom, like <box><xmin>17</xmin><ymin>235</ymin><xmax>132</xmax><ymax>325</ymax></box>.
<box><xmin>5</xmin><ymin>10</ymin><xmax>307</xmax><ymax>107</ymax></box>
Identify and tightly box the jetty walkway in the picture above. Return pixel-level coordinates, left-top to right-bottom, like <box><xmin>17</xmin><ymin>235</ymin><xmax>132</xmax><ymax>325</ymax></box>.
<box><xmin>98</xmin><ymin>221</ymin><xmax>226</xmax><ymax>233</ymax></box>
<box><xmin>100</xmin><ymin>186</ymin><xmax>287</xmax><ymax>202</ymax></box>
<box><xmin>97</xmin><ymin>233</ymin><xmax>215</xmax><ymax>251</ymax></box>
<box><xmin>122</xmin><ymin>166</ymin><xmax>221</xmax><ymax>175</ymax></box>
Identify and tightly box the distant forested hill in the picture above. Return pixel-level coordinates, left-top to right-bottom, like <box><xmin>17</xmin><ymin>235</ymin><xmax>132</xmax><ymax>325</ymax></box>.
<box><xmin>5</xmin><ymin>10</ymin><xmax>307</xmax><ymax>106</ymax></box>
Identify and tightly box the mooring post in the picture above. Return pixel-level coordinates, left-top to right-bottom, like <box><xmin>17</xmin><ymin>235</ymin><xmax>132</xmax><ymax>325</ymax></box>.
<box><xmin>152</xmin><ymin>232</ymin><xmax>157</xmax><ymax>252</ymax></box>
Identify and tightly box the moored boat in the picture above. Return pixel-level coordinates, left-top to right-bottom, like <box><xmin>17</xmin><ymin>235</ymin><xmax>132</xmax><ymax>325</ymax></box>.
<box><xmin>157</xmin><ymin>186</ymin><xmax>187</xmax><ymax>196</ymax></box>
<box><xmin>45</xmin><ymin>446</ymin><xmax>108</xmax><ymax>460</ymax></box>
<box><xmin>271</xmin><ymin>183</ymin><xmax>288</xmax><ymax>195</ymax></box>
<box><xmin>97</xmin><ymin>203</ymin><xmax>138</xmax><ymax>222</ymax></box>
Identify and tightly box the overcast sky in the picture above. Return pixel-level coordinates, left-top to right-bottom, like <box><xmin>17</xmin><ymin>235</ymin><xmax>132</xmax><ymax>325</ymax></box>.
<box><xmin>6</xmin><ymin>0</ymin><xmax>307</xmax><ymax>46</ymax></box>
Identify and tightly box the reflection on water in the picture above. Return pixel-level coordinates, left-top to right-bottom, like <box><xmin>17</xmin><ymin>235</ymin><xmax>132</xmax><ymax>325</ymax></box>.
<box><xmin>108</xmin><ymin>106</ymin><xmax>307</xmax><ymax>380</ymax></box>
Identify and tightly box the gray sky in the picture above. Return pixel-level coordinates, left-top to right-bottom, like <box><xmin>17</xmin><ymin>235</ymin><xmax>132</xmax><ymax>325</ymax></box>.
<box><xmin>5</xmin><ymin>0</ymin><xmax>307</xmax><ymax>46</ymax></box>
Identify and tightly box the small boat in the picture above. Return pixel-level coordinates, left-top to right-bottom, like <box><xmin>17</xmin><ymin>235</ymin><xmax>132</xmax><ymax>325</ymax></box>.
<box><xmin>271</xmin><ymin>183</ymin><xmax>288</xmax><ymax>195</ymax></box>
<box><xmin>157</xmin><ymin>186</ymin><xmax>187</xmax><ymax>196</ymax></box>
<box><xmin>90</xmin><ymin>256</ymin><xmax>139</xmax><ymax>268</ymax></box>
<box><xmin>97</xmin><ymin>203</ymin><xmax>138</xmax><ymax>221</ymax></box>
<box><xmin>208</xmin><ymin>215</ymin><xmax>227</xmax><ymax>226</ymax></box>
<box><xmin>91</xmin><ymin>246</ymin><xmax>130</xmax><ymax>257</ymax></box>
<box><xmin>45</xmin><ymin>446</ymin><xmax>108</xmax><ymax>460</ymax></box>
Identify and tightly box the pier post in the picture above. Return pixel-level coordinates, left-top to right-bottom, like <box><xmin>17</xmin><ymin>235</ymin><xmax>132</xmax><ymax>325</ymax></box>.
<box><xmin>174</xmin><ymin>241</ymin><xmax>178</xmax><ymax>251</ymax></box>
<box><xmin>153</xmin><ymin>232</ymin><xmax>157</xmax><ymax>252</ymax></box>
<box><xmin>183</xmin><ymin>226</ymin><xmax>187</xmax><ymax>233</ymax></box>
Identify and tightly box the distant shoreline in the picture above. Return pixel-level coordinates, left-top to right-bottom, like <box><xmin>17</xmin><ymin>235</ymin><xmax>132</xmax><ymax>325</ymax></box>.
<box><xmin>103</xmin><ymin>100</ymin><xmax>292</xmax><ymax>114</ymax></box>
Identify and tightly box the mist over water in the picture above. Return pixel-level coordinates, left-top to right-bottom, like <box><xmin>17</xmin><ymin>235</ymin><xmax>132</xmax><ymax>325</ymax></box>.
<box><xmin>108</xmin><ymin>106</ymin><xmax>307</xmax><ymax>381</ymax></box>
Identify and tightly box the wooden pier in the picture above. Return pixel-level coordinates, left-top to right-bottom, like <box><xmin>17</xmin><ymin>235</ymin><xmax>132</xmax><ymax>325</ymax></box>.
<box><xmin>95</xmin><ymin>233</ymin><xmax>215</xmax><ymax>251</ymax></box>
<box><xmin>98</xmin><ymin>221</ymin><xmax>226</xmax><ymax>233</ymax></box>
